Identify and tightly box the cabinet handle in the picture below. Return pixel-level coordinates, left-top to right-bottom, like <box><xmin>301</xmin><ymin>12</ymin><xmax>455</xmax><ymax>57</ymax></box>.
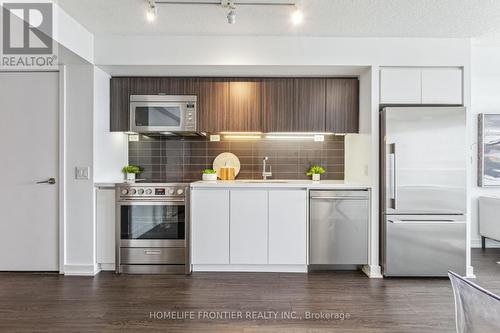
<box><xmin>144</xmin><ymin>250</ymin><xmax>161</xmax><ymax>255</ymax></box>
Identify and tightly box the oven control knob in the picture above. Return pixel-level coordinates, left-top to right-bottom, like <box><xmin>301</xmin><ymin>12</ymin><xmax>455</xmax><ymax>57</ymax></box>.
<box><xmin>130</xmin><ymin>189</ymin><xmax>137</xmax><ymax>195</ymax></box>
<box><xmin>168</xmin><ymin>189</ymin><xmax>175</xmax><ymax>195</ymax></box>
<box><xmin>177</xmin><ymin>189</ymin><xmax>184</xmax><ymax>195</ymax></box>
<box><xmin>137</xmin><ymin>189</ymin><xmax>144</xmax><ymax>195</ymax></box>
<box><xmin>145</xmin><ymin>189</ymin><xmax>152</xmax><ymax>195</ymax></box>
<box><xmin>121</xmin><ymin>189</ymin><xmax>128</xmax><ymax>195</ymax></box>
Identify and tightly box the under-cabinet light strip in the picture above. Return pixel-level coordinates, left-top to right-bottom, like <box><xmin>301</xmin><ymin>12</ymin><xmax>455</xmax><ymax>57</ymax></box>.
<box><xmin>224</xmin><ymin>135</ymin><xmax>262</xmax><ymax>139</ymax></box>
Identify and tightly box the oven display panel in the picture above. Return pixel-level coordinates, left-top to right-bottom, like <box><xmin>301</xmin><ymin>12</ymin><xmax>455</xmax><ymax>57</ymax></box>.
<box><xmin>155</xmin><ymin>188</ymin><xmax>165</xmax><ymax>195</ymax></box>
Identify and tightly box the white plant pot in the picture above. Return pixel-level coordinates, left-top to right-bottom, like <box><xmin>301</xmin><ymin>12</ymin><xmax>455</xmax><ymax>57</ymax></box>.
<box><xmin>312</xmin><ymin>174</ymin><xmax>321</xmax><ymax>181</ymax></box>
<box><xmin>203</xmin><ymin>173</ymin><xmax>217</xmax><ymax>181</ymax></box>
<box><xmin>126</xmin><ymin>173</ymin><xmax>136</xmax><ymax>183</ymax></box>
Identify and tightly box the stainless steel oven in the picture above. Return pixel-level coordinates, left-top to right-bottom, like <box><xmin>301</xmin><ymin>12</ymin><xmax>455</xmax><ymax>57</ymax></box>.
<box><xmin>129</xmin><ymin>95</ymin><xmax>198</xmax><ymax>134</ymax></box>
<box><xmin>116</xmin><ymin>183</ymin><xmax>190</xmax><ymax>274</ymax></box>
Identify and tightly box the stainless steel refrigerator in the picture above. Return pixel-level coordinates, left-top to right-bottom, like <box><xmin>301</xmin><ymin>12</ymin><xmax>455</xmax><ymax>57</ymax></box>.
<box><xmin>380</xmin><ymin>107</ymin><xmax>467</xmax><ymax>276</ymax></box>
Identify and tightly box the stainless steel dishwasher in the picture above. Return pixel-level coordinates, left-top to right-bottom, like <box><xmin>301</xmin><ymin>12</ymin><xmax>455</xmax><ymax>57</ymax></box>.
<box><xmin>309</xmin><ymin>190</ymin><xmax>369</xmax><ymax>268</ymax></box>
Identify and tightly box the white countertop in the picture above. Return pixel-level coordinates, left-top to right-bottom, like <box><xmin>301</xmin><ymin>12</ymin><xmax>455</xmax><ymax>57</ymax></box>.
<box><xmin>190</xmin><ymin>180</ymin><xmax>371</xmax><ymax>189</ymax></box>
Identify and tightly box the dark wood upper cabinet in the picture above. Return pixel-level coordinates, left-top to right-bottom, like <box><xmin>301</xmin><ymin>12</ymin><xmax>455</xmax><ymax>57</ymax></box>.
<box><xmin>197</xmin><ymin>78</ymin><xmax>230</xmax><ymax>133</ymax></box>
<box><xmin>110</xmin><ymin>76</ymin><xmax>359</xmax><ymax>133</ymax></box>
<box><xmin>228</xmin><ymin>79</ymin><xmax>262</xmax><ymax>132</ymax></box>
<box><xmin>262</xmin><ymin>78</ymin><xmax>295</xmax><ymax>132</ymax></box>
<box><xmin>129</xmin><ymin>77</ymin><xmax>160</xmax><ymax>95</ymax></box>
<box><xmin>293</xmin><ymin>78</ymin><xmax>326</xmax><ymax>132</ymax></box>
<box><xmin>110</xmin><ymin>77</ymin><xmax>130</xmax><ymax>132</ymax></box>
<box><xmin>326</xmin><ymin>78</ymin><xmax>359</xmax><ymax>133</ymax></box>
<box><xmin>159</xmin><ymin>77</ymin><xmax>198</xmax><ymax>95</ymax></box>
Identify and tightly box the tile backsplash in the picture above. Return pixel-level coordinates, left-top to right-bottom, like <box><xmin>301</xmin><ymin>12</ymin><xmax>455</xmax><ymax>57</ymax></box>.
<box><xmin>129</xmin><ymin>135</ymin><xmax>344</xmax><ymax>182</ymax></box>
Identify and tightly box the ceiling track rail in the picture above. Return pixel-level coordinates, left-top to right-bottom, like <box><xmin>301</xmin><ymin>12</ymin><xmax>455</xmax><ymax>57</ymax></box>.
<box><xmin>154</xmin><ymin>1</ymin><xmax>296</xmax><ymax>6</ymax></box>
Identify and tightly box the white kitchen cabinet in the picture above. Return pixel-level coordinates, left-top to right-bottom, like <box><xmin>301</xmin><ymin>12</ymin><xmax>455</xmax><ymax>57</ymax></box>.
<box><xmin>268</xmin><ymin>190</ymin><xmax>307</xmax><ymax>265</ymax></box>
<box><xmin>421</xmin><ymin>68</ymin><xmax>462</xmax><ymax>104</ymax></box>
<box><xmin>191</xmin><ymin>189</ymin><xmax>230</xmax><ymax>264</ymax></box>
<box><xmin>380</xmin><ymin>68</ymin><xmax>422</xmax><ymax>104</ymax></box>
<box><xmin>380</xmin><ymin>67</ymin><xmax>463</xmax><ymax>105</ymax></box>
<box><xmin>96</xmin><ymin>187</ymin><xmax>115</xmax><ymax>269</ymax></box>
<box><xmin>230</xmin><ymin>190</ymin><xmax>268</xmax><ymax>264</ymax></box>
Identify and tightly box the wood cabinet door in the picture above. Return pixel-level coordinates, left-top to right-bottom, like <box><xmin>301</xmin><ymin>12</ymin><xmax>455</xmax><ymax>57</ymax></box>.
<box><xmin>110</xmin><ymin>77</ymin><xmax>130</xmax><ymax>132</ymax></box>
<box><xmin>230</xmin><ymin>189</ymin><xmax>268</xmax><ymax>264</ymax></box>
<box><xmin>268</xmin><ymin>190</ymin><xmax>307</xmax><ymax>265</ymax></box>
<box><xmin>262</xmin><ymin>78</ymin><xmax>295</xmax><ymax>132</ymax></box>
<box><xmin>129</xmin><ymin>77</ymin><xmax>160</xmax><ymax>95</ymax></box>
<box><xmin>228</xmin><ymin>79</ymin><xmax>262</xmax><ymax>132</ymax></box>
<box><xmin>293</xmin><ymin>78</ymin><xmax>326</xmax><ymax>132</ymax></box>
<box><xmin>326</xmin><ymin>78</ymin><xmax>359</xmax><ymax>133</ymax></box>
<box><xmin>191</xmin><ymin>189</ymin><xmax>230</xmax><ymax>265</ymax></box>
<box><xmin>197</xmin><ymin>78</ymin><xmax>230</xmax><ymax>133</ymax></box>
<box><xmin>159</xmin><ymin>77</ymin><xmax>198</xmax><ymax>95</ymax></box>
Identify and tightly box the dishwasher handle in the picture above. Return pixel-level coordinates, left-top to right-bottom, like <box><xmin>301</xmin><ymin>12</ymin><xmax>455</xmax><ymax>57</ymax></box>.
<box><xmin>310</xmin><ymin>196</ymin><xmax>368</xmax><ymax>200</ymax></box>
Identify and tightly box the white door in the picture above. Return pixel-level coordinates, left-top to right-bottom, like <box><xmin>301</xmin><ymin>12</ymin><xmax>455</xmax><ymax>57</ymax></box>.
<box><xmin>191</xmin><ymin>189</ymin><xmax>230</xmax><ymax>264</ymax></box>
<box><xmin>268</xmin><ymin>190</ymin><xmax>307</xmax><ymax>265</ymax></box>
<box><xmin>230</xmin><ymin>190</ymin><xmax>268</xmax><ymax>264</ymax></box>
<box><xmin>0</xmin><ymin>72</ymin><xmax>59</xmax><ymax>271</ymax></box>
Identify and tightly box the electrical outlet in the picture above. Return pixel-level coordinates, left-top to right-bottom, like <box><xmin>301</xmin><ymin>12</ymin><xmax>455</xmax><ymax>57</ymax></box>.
<box><xmin>314</xmin><ymin>135</ymin><xmax>325</xmax><ymax>142</ymax></box>
<box><xmin>75</xmin><ymin>167</ymin><xmax>90</xmax><ymax>180</ymax></box>
<box><xmin>210</xmin><ymin>135</ymin><xmax>221</xmax><ymax>142</ymax></box>
<box><xmin>129</xmin><ymin>134</ymin><xmax>139</xmax><ymax>142</ymax></box>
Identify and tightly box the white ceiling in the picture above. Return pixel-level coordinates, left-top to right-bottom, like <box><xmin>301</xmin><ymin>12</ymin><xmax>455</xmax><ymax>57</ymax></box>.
<box><xmin>55</xmin><ymin>0</ymin><xmax>500</xmax><ymax>39</ymax></box>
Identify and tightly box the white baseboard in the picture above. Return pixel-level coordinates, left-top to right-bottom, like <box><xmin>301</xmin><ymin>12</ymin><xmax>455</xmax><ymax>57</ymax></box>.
<box><xmin>471</xmin><ymin>238</ymin><xmax>500</xmax><ymax>248</ymax></box>
<box><xmin>64</xmin><ymin>264</ymin><xmax>100</xmax><ymax>276</ymax></box>
<box><xmin>362</xmin><ymin>265</ymin><xmax>383</xmax><ymax>278</ymax></box>
<box><xmin>99</xmin><ymin>263</ymin><xmax>115</xmax><ymax>271</ymax></box>
<box><xmin>193</xmin><ymin>264</ymin><xmax>307</xmax><ymax>273</ymax></box>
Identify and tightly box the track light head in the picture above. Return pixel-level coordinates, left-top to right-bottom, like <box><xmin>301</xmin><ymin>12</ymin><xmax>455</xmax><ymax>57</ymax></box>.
<box><xmin>146</xmin><ymin>0</ymin><xmax>157</xmax><ymax>22</ymax></box>
<box><xmin>227</xmin><ymin>9</ymin><xmax>236</xmax><ymax>24</ymax></box>
<box><xmin>291</xmin><ymin>6</ymin><xmax>303</xmax><ymax>25</ymax></box>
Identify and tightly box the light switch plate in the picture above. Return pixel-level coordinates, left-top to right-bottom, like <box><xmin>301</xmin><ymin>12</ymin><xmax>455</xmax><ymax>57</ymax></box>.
<box><xmin>75</xmin><ymin>167</ymin><xmax>90</xmax><ymax>180</ymax></box>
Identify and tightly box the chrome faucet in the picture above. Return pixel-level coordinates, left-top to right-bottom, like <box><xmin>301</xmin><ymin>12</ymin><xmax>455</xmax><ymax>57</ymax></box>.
<box><xmin>262</xmin><ymin>156</ymin><xmax>272</xmax><ymax>180</ymax></box>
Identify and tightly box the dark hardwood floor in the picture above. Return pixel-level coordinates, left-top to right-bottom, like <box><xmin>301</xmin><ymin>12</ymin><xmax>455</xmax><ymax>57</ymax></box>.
<box><xmin>1</xmin><ymin>249</ymin><xmax>499</xmax><ymax>332</ymax></box>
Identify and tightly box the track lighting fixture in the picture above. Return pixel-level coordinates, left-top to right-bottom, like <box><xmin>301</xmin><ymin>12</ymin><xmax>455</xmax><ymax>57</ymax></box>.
<box><xmin>291</xmin><ymin>7</ymin><xmax>303</xmax><ymax>25</ymax></box>
<box><xmin>227</xmin><ymin>9</ymin><xmax>236</xmax><ymax>25</ymax></box>
<box><xmin>147</xmin><ymin>1</ymin><xmax>302</xmax><ymax>26</ymax></box>
<box><xmin>146</xmin><ymin>0</ymin><xmax>157</xmax><ymax>22</ymax></box>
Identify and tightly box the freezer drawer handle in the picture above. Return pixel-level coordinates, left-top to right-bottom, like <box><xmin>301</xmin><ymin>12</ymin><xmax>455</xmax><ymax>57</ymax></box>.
<box><xmin>144</xmin><ymin>250</ymin><xmax>162</xmax><ymax>255</ymax></box>
<box><xmin>388</xmin><ymin>220</ymin><xmax>462</xmax><ymax>224</ymax></box>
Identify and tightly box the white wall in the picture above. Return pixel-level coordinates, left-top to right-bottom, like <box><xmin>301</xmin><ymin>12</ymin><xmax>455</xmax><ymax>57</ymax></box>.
<box><xmin>95</xmin><ymin>36</ymin><xmax>470</xmax><ymax>67</ymax></box>
<box><xmin>93</xmin><ymin>67</ymin><xmax>128</xmax><ymax>182</ymax></box>
<box><xmin>470</xmin><ymin>44</ymin><xmax>500</xmax><ymax>248</ymax></box>
<box><xmin>63</xmin><ymin>64</ymin><xmax>96</xmax><ymax>275</ymax></box>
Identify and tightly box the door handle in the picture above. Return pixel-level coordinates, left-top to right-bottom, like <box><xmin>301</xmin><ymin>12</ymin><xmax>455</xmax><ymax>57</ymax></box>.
<box><xmin>388</xmin><ymin>143</ymin><xmax>397</xmax><ymax>209</ymax></box>
<box><xmin>37</xmin><ymin>177</ymin><xmax>56</xmax><ymax>185</ymax></box>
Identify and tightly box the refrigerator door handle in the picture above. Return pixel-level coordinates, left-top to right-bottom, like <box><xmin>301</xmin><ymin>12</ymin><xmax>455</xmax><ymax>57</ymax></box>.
<box><xmin>388</xmin><ymin>143</ymin><xmax>397</xmax><ymax>209</ymax></box>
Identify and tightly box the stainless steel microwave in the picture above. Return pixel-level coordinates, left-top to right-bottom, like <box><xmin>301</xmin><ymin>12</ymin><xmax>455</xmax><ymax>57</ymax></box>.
<box><xmin>129</xmin><ymin>95</ymin><xmax>198</xmax><ymax>134</ymax></box>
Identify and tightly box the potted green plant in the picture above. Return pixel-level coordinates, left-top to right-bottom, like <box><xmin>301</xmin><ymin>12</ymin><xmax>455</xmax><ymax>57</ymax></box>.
<box><xmin>122</xmin><ymin>165</ymin><xmax>142</xmax><ymax>183</ymax></box>
<box><xmin>202</xmin><ymin>169</ymin><xmax>217</xmax><ymax>181</ymax></box>
<box><xmin>307</xmin><ymin>165</ymin><xmax>325</xmax><ymax>181</ymax></box>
